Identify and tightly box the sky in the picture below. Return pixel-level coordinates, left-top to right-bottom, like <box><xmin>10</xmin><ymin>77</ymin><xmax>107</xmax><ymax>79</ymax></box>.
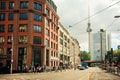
<box><xmin>53</xmin><ymin>0</ymin><xmax>120</xmax><ymax>51</ymax></box>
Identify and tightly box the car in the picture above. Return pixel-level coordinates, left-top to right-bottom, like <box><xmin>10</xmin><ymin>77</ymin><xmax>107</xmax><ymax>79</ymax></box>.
<box><xmin>78</xmin><ymin>65</ymin><xmax>85</xmax><ymax>70</ymax></box>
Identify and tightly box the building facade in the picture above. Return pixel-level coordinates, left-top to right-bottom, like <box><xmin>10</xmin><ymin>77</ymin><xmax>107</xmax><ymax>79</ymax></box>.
<box><xmin>58</xmin><ymin>23</ymin><xmax>71</xmax><ymax>68</ymax></box>
<box><xmin>70</xmin><ymin>38</ymin><xmax>80</xmax><ymax>68</ymax></box>
<box><xmin>58</xmin><ymin>23</ymin><xmax>80</xmax><ymax>69</ymax></box>
<box><xmin>91</xmin><ymin>29</ymin><xmax>107</xmax><ymax>61</ymax></box>
<box><xmin>0</xmin><ymin>0</ymin><xmax>59</xmax><ymax>72</ymax></box>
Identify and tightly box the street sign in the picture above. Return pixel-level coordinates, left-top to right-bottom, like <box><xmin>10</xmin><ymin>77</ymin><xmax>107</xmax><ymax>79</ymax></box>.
<box><xmin>0</xmin><ymin>54</ymin><xmax>11</xmax><ymax>60</ymax></box>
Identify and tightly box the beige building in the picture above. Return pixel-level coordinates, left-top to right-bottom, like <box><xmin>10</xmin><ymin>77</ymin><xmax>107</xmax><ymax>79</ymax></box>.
<box><xmin>70</xmin><ymin>37</ymin><xmax>81</xmax><ymax>68</ymax></box>
<box><xmin>58</xmin><ymin>23</ymin><xmax>80</xmax><ymax>68</ymax></box>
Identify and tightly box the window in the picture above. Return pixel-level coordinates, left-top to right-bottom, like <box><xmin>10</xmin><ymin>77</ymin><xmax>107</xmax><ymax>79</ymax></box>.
<box><xmin>0</xmin><ymin>25</ymin><xmax>4</xmax><ymax>32</ymax></box>
<box><xmin>64</xmin><ymin>35</ymin><xmax>67</xmax><ymax>41</ymax></box>
<box><xmin>45</xmin><ymin>18</ymin><xmax>48</xmax><ymax>25</ymax></box>
<box><xmin>51</xmin><ymin>32</ymin><xmax>53</xmax><ymax>38</ymax></box>
<box><xmin>33</xmin><ymin>48</ymin><xmax>41</xmax><ymax>66</ymax></box>
<box><xmin>46</xmin><ymin>9</ymin><xmax>49</xmax><ymax>16</ymax></box>
<box><xmin>51</xmin><ymin>42</ymin><xmax>53</xmax><ymax>48</ymax></box>
<box><xmin>0</xmin><ymin>13</ymin><xmax>5</xmax><ymax>21</ymax></box>
<box><xmin>18</xmin><ymin>47</ymin><xmax>27</xmax><ymax>70</ymax></box>
<box><xmin>55</xmin><ymin>36</ymin><xmax>57</xmax><ymax>41</ymax></box>
<box><xmin>60</xmin><ymin>31</ymin><xmax>63</xmax><ymax>37</ymax></box>
<box><xmin>19</xmin><ymin>24</ymin><xmax>28</xmax><ymax>32</ymax></box>
<box><xmin>45</xmin><ymin>29</ymin><xmax>49</xmax><ymax>36</ymax></box>
<box><xmin>34</xmin><ymin>14</ymin><xmax>42</xmax><ymax>22</ymax></box>
<box><xmin>19</xmin><ymin>36</ymin><xmax>27</xmax><ymax>44</ymax></box>
<box><xmin>8</xmin><ymin>13</ymin><xmax>14</xmax><ymax>20</ymax></box>
<box><xmin>20</xmin><ymin>13</ymin><xmax>28</xmax><ymax>20</ymax></box>
<box><xmin>64</xmin><ymin>42</ymin><xmax>67</xmax><ymax>47</ymax></box>
<box><xmin>0</xmin><ymin>2</ymin><xmax>6</xmax><ymax>10</ymax></box>
<box><xmin>46</xmin><ymin>39</ymin><xmax>49</xmax><ymax>46</ymax></box>
<box><xmin>33</xmin><ymin>36</ymin><xmax>41</xmax><ymax>44</ymax></box>
<box><xmin>7</xmin><ymin>36</ymin><xmax>12</xmax><ymax>44</ymax></box>
<box><xmin>34</xmin><ymin>2</ymin><xmax>42</xmax><ymax>11</ymax></box>
<box><xmin>34</xmin><ymin>25</ymin><xmax>42</xmax><ymax>33</ymax></box>
<box><xmin>59</xmin><ymin>38</ymin><xmax>63</xmax><ymax>45</ymax></box>
<box><xmin>9</xmin><ymin>2</ymin><xmax>14</xmax><ymax>9</ymax></box>
<box><xmin>8</xmin><ymin>24</ymin><xmax>13</xmax><ymax>32</ymax></box>
<box><xmin>20</xmin><ymin>1</ymin><xmax>28</xmax><ymax>9</ymax></box>
<box><xmin>0</xmin><ymin>36</ymin><xmax>4</xmax><ymax>44</ymax></box>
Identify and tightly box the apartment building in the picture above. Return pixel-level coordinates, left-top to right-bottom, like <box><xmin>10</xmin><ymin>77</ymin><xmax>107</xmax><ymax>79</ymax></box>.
<box><xmin>58</xmin><ymin>23</ymin><xmax>71</xmax><ymax>68</ymax></box>
<box><xmin>58</xmin><ymin>23</ymin><xmax>80</xmax><ymax>68</ymax></box>
<box><xmin>0</xmin><ymin>0</ymin><xmax>59</xmax><ymax>72</ymax></box>
<box><xmin>70</xmin><ymin>37</ymin><xmax>80</xmax><ymax>67</ymax></box>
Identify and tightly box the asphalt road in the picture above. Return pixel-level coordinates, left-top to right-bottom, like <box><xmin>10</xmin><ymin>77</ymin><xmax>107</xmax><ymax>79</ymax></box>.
<box><xmin>0</xmin><ymin>67</ymin><xmax>120</xmax><ymax>80</ymax></box>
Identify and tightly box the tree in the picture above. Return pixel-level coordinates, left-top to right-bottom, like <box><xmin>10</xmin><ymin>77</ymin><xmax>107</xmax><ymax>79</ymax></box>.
<box><xmin>114</xmin><ymin>49</ymin><xmax>120</xmax><ymax>62</ymax></box>
<box><xmin>107</xmin><ymin>49</ymin><xmax>120</xmax><ymax>62</ymax></box>
<box><xmin>78</xmin><ymin>51</ymin><xmax>91</xmax><ymax>62</ymax></box>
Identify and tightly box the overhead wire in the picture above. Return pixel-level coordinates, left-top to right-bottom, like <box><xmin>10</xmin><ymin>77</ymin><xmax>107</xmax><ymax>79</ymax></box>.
<box><xmin>105</xmin><ymin>18</ymin><xmax>118</xmax><ymax>30</ymax></box>
<box><xmin>71</xmin><ymin>0</ymin><xmax>120</xmax><ymax>27</ymax></box>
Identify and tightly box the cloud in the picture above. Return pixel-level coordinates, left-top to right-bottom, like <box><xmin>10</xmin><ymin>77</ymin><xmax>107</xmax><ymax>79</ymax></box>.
<box><xmin>53</xmin><ymin>0</ymin><xmax>120</xmax><ymax>51</ymax></box>
<box><xmin>111</xmin><ymin>33</ymin><xmax>120</xmax><ymax>50</ymax></box>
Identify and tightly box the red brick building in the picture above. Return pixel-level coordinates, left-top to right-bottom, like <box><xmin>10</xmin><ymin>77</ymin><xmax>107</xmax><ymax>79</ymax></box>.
<box><xmin>0</xmin><ymin>0</ymin><xmax>59</xmax><ymax>72</ymax></box>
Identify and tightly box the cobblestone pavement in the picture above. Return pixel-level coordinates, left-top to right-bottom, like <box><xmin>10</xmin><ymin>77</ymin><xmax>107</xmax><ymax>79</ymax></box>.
<box><xmin>0</xmin><ymin>67</ymin><xmax>120</xmax><ymax>80</ymax></box>
<box><xmin>89</xmin><ymin>68</ymin><xmax>120</xmax><ymax>80</ymax></box>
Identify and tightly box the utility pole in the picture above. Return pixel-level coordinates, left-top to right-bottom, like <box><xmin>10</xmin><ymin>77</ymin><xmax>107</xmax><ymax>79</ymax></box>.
<box><xmin>86</xmin><ymin>0</ymin><xmax>92</xmax><ymax>53</ymax></box>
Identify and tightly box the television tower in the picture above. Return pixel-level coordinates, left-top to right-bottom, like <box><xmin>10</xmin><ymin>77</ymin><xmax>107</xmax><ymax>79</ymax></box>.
<box><xmin>86</xmin><ymin>0</ymin><xmax>92</xmax><ymax>53</ymax></box>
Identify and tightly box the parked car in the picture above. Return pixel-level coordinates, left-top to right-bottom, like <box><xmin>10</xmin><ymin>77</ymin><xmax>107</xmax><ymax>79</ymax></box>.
<box><xmin>77</xmin><ymin>65</ymin><xmax>85</xmax><ymax>70</ymax></box>
<box><xmin>82</xmin><ymin>62</ymin><xmax>88</xmax><ymax>69</ymax></box>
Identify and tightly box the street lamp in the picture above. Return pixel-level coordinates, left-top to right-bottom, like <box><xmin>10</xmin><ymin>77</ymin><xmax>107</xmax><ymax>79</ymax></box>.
<box><xmin>10</xmin><ymin>35</ymin><xmax>14</xmax><ymax>74</ymax></box>
<box><xmin>73</xmin><ymin>43</ymin><xmax>76</xmax><ymax>70</ymax></box>
<box><xmin>114</xmin><ymin>15</ymin><xmax>120</xmax><ymax>18</ymax></box>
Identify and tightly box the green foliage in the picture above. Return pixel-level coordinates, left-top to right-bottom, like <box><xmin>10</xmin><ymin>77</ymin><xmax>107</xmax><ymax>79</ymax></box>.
<box><xmin>111</xmin><ymin>49</ymin><xmax>120</xmax><ymax>62</ymax></box>
<box><xmin>106</xmin><ymin>50</ymin><xmax>113</xmax><ymax>62</ymax></box>
<box><xmin>78</xmin><ymin>51</ymin><xmax>91</xmax><ymax>62</ymax></box>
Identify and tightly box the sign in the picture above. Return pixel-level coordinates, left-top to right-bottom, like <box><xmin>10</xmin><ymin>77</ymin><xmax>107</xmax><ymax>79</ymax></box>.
<box><xmin>0</xmin><ymin>54</ymin><xmax>11</xmax><ymax>60</ymax></box>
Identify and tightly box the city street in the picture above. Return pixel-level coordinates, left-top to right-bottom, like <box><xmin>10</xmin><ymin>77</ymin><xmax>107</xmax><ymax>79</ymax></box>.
<box><xmin>0</xmin><ymin>67</ymin><xmax>120</xmax><ymax>80</ymax></box>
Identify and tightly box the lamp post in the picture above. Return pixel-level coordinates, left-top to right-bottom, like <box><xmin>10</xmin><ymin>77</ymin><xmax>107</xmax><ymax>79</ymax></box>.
<box><xmin>10</xmin><ymin>35</ymin><xmax>14</xmax><ymax>74</ymax></box>
<box><xmin>100</xmin><ymin>29</ymin><xmax>103</xmax><ymax>62</ymax></box>
<box><xmin>73</xmin><ymin>43</ymin><xmax>76</xmax><ymax>70</ymax></box>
